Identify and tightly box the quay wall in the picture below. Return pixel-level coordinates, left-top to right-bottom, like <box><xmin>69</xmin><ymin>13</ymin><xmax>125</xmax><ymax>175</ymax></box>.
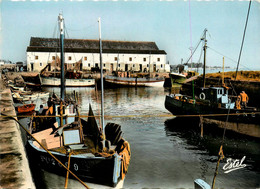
<box><xmin>0</xmin><ymin>77</ymin><xmax>35</xmax><ymax>188</ymax></box>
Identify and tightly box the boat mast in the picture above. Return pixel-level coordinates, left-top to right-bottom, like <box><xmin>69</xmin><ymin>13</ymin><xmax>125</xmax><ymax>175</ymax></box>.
<box><xmin>202</xmin><ymin>29</ymin><xmax>207</xmax><ymax>88</ymax></box>
<box><xmin>59</xmin><ymin>13</ymin><xmax>65</xmax><ymax>100</ymax></box>
<box><xmin>222</xmin><ymin>57</ymin><xmax>225</xmax><ymax>86</ymax></box>
<box><xmin>98</xmin><ymin>18</ymin><xmax>105</xmax><ymax>134</ymax></box>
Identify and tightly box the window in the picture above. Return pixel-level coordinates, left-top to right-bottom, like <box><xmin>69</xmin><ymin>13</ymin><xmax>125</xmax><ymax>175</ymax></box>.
<box><xmin>88</xmin><ymin>63</ymin><xmax>90</xmax><ymax>67</ymax></box>
<box><xmin>143</xmin><ymin>58</ymin><xmax>146</xmax><ymax>62</ymax></box>
<box><xmin>161</xmin><ymin>64</ymin><xmax>163</xmax><ymax>68</ymax></box>
<box><xmin>133</xmin><ymin>64</ymin><xmax>135</xmax><ymax>67</ymax></box>
<box><xmin>147</xmin><ymin>64</ymin><xmax>149</xmax><ymax>67</ymax></box>
<box><xmin>68</xmin><ymin>56</ymin><xmax>72</xmax><ymax>61</ymax></box>
<box><xmin>84</xmin><ymin>57</ymin><xmax>87</xmax><ymax>61</ymax></box>
<box><xmin>40</xmin><ymin>63</ymin><xmax>42</xmax><ymax>67</ymax></box>
<box><xmin>52</xmin><ymin>56</ymin><xmax>56</xmax><ymax>60</ymax></box>
<box><xmin>119</xmin><ymin>64</ymin><xmax>121</xmax><ymax>67</ymax></box>
<box><xmin>157</xmin><ymin>58</ymin><xmax>160</xmax><ymax>61</ymax></box>
<box><xmin>115</xmin><ymin>57</ymin><xmax>117</xmax><ymax>61</ymax></box>
<box><xmin>129</xmin><ymin>57</ymin><xmax>132</xmax><ymax>61</ymax></box>
<box><xmin>103</xmin><ymin>64</ymin><xmax>106</xmax><ymax>67</ymax></box>
<box><xmin>35</xmin><ymin>56</ymin><xmax>38</xmax><ymax>60</ymax></box>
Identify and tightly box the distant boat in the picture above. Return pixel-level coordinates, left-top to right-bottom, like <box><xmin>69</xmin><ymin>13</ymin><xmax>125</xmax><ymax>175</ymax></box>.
<box><xmin>170</xmin><ymin>70</ymin><xmax>197</xmax><ymax>86</ymax></box>
<box><xmin>21</xmin><ymin>73</ymin><xmax>42</xmax><ymax>89</ymax></box>
<box><xmin>40</xmin><ymin>59</ymin><xmax>95</xmax><ymax>87</ymax></box>
<box><xmin>105</xmin><ymin>72</ymin><xmax>165</xmax><ymax>87</ymax></box>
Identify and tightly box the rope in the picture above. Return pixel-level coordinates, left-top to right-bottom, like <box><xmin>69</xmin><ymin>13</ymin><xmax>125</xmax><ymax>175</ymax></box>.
<box><xmin>212</xmin><ymin>2</ymin><xmax>252</xmax><ymax>188</ymax></box>
<box><xmin>1</xmin><ymin>113</ymin><xmax>90</xmax><ymax>189</ymax></box>
<box><xmin>207</xmin><ymin>46</ymin><xmax>252</xmax><ymax>71</ymax></box>
<box><xmin>235</xmin><ymin>0</ymin><xmax>252</xmax><ymax>80</ymax></box>
<box><xmin>1</xmin><ymin>111</ymin><xmax>259</xmax><ymax>119</ymax></box>
<box><xmin>65</xmin><ymin>151</ymin><xmax>72</xmax><ymax>188</ymax></box>
<box><xmin>188</xmin><ymin>0</ymin><xmax>193</xmax><ymax>64</ymax></box>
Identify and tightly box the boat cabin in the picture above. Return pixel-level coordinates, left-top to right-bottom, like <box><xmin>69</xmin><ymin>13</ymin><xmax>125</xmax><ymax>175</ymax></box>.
<box><xmin>199</xmin><ymin>87</ymin><xmax>235</xmax><ymax>109</ymax></box>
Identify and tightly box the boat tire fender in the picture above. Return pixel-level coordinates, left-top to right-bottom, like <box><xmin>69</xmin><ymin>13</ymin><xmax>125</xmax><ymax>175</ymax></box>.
<box><xmin>199</xmin><ymin>92</ymin><xmax>206</xmax><ymax>100</ymax></box>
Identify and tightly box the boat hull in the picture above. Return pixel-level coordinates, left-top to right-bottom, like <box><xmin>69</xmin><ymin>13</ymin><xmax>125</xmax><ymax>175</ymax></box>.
<box><xmin>105</xmin><ymin>76</ymin><xmax>165</xmax><ymax>87</ymax></box>
<box><xmin>41</xmin><ymin>77</ymin><xmax>95</xmax><ymax>87</ymax></box>
<box><xmin>27</xmin><ymin>140</ymin><xmax>122</xmax><ymax>186</ymax></box>
<box><xmin>165</xmin><ymin>95</ymin><xmax>260</xmax><ymax>125</ymax></box>
<box><xmin>17</xmin><ymin>104</ymin><xmax>36</xmax><ymax>113</ymax></box>
<box><xmin>169</xmin><ymin>73</ymin><xmax>186</xmax><ymax>85</ymax></box>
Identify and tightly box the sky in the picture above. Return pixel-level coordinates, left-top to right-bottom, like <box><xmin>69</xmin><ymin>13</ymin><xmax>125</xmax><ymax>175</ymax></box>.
<box><xmin>0</xmin><ymin>0</ymin><xmax>260</xmax><ymax>70</ymax></box>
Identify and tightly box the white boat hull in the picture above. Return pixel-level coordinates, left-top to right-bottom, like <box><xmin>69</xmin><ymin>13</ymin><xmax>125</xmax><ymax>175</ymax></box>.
<box><xmin>105</xmin><ymin>76</ymin><xmax>164</xmax><ymax>87</ymax></box>
<box><xmin>41</xmin><ymin>77</ymin><xmax>95</xmax><ymax>87</ymax></box>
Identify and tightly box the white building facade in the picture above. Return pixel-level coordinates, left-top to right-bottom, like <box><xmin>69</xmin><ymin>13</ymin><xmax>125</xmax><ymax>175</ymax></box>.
<box><xmin>27</xmin><ymin>37</ymin><xmax>169</xmax><ymax>73</ymax></box>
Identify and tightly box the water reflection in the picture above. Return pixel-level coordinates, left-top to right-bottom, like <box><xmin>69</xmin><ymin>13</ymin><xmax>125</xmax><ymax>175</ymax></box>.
<box><xmin>164</xmin><ymin>117</ymin><xmax>260</xmax><ymax>186</ymax></box>
<box><xmin>28</xmin><ymin>86</ymin><xmax>260</xmax><ymax>188</ymax></box>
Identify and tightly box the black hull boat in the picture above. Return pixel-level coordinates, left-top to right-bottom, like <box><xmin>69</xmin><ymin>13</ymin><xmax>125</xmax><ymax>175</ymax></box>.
<box><xmin>27</xmin><ymin>96</ymin><xmax>130</xmax><ymax>187</ymax></box>
<box><xmin>165</xmin><ymin>86</ymin><xmax>260</xmax><ymax>126</ymax></box>
<box><xmin>26</xmin><ymin>15</ymin><xmax>131</xmax><ymax>188</ymax></box>
<box><xmin>27</xmin><ymin>140</ymin><xmax>122</xmax><ymax>186</ymax></box>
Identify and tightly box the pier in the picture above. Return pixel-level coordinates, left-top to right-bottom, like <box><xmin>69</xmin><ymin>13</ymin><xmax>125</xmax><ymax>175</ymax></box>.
<box><xmin>0</xmin><ymin>77</ymin><xmax>35</xmax><ymax>188</ymax></box>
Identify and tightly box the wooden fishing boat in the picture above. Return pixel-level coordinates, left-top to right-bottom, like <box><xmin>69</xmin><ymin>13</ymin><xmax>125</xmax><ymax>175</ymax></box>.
<box><xmin>40</xmin><ymin>72</ymin><xmax>95</xmax><ymax>87</ymax></box>
<box><xmin>17</xmin><ymin>103</ymin><xmax>36</xmax><ymax>113</ymax></box>
<box><xmin>28</xmin><ymin>97</ymin><xmax>130</xmax><ymax>186</ymax></box>
<box><xmin>27</xmin><ymin>15</ymin><xmax>130</xmax><ymax>187</ymax></box>
<box><xmin>165</xmin><ymin>86</ymin><xmax>260</xmax><ymax>125</ymax></box>
<box><xmin>170</xmin><ymin>71</ymin><xmax>197</xmax><ymax>86</ymax></box>
<box><xmin>105</xmin><ymin>72</ymin><xmax>165</xmax><ymax>87</ymax></box>
<box><xmin>165</xmin><ymin>29</ymin><xmax>260</xmax><ymax>130</ymax></box>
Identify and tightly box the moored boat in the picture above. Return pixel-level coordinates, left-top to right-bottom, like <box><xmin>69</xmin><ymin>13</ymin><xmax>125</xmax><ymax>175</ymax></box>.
<box><xmin>17</xmin><ymin>103</ymin><xmax>36</xmax><ymax>113</ymax></box>
<box><xmin>105</xmin><ymin>75</ymin><xmax>165</xmax><ymax>87</ymax></box>
<box><xmin>40</xmin><ymin>76</ymin><xmax>95</xmax><ymax>87</ymax></box>
<box><xmin>165</xmin><ymin>86</ymin><xmax>260</xmax><ymax>125</ymax></box>
<box><xmin>27</xmin><ymin>14</ymin><xmax>131</xmax><ymax>187</ymax></box>
<box><xmin>165</xmin><ymin>29</ymin><xmax>260</xmax><ymax>134</ymax></box>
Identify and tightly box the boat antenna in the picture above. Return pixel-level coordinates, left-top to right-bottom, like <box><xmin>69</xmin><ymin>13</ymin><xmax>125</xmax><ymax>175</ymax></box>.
<box><xmin>235</xmin><ymin>0</ymin><xmax>251</xmax><ymax>80</ymax></box>
<box><xmin>202</xmin><ymin>29</ymin><xmax>207</xmax><ymax>88</ymax></box>
<box><xmin>59</xmin><ymin>13</ymin><xmax>65</xmax><ymax>100</ymax></box>
<box><xmin>98</xmin><ymin>18</ymin><xmax>105</xmax><ymax>135</ymax></box>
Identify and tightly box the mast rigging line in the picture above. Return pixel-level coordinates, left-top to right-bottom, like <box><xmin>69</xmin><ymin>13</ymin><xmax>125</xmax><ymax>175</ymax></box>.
<box><xmin>212</xmin><ymin>2</ymin><xmax>251</xmax><ymax>187</ymax></box>
<box><xmin>185</xmin><ymin>29</ymin><xmax>208</xmax><ymax>65</ymax></box>
<box><xmin>188</xmin><ymin>0</ymin><xmax>193</xmax><ymax>64</ymax></box>
<box><xmin>207</xmin><ymin>46</ymin><xmax>252</xmax><ymax>71</ymax></box>
<box><xmin>235</xmin><ymin>0</ymin><xmax>252</xmax><ymax>80</ymax></box>
<box><xmin>0</xmin><ymin>113</ymin><xmax>90</xmax><ymax>189</ymax></box>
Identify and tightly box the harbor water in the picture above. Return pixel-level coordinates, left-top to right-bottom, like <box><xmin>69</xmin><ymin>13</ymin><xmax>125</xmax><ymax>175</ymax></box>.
<box><xmin>25</xmin><ymin>86</ymin><xmax>259</xmax><ymax>188</ymax></box>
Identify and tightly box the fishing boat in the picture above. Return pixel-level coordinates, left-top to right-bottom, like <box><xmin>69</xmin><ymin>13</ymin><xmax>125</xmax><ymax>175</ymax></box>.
<box><xmin>105</xmin><ymin>75</ymin><xmax>165</xmax><ymax>87</ymax></box>
<box><xmin>105</xmin><ymin>71</ymin><xmax>165</xmax><ymax>87</ymax></box>
<box><xmin>27</xmin><ymin>15</ymin><xmax>130</xmax><ymax>187</ymax></box>
<box><xmin>40</xmin><ymin>65</ymin><xmax>95</xmax><ymax>87</ymax></box>
<box><xmin>17</xmin><ymin>103</ymin><xmax>36</xmax><ymax>113</ymax></box>
<box><xmin>21</xmin><ymin>73</ymin><xmax>42</xmax><ymax>90</ymax></box>
<box><xmin>165</xmin><ymin>86</ymin><xmax>260</xmax><ymax>125</ymax></box>
<box><xmin>165</xmin><ymin>29</ymin><xmax>260</xmax><ymax>128</ymax></box>
<box><xmin>37</xmin><ymin>26</ymin><xmax>95</xmax><ymax>88</ymax></box>
<box><xmin>169</xmin><ymin>72</ymin><xmax>186</xmax><ymax>85</ymax></box>
<box><xmin>169</xmin><ymin>70</ymin><xmax>197</xmax><ymax>86</ymax></box>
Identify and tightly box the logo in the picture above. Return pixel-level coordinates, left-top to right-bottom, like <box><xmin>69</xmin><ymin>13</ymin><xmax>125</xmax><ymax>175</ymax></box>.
<box><xmin>223</xmin><ymin>156</ymin><xmax>246</xmax><ymax>173</ymax></box>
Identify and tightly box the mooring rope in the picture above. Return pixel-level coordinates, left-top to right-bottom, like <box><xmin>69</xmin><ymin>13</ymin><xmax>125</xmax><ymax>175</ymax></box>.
<box><xmin>1</xmin><ymin>113</ymin><xmax>90</xmax><ymax>189</ymax></box>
